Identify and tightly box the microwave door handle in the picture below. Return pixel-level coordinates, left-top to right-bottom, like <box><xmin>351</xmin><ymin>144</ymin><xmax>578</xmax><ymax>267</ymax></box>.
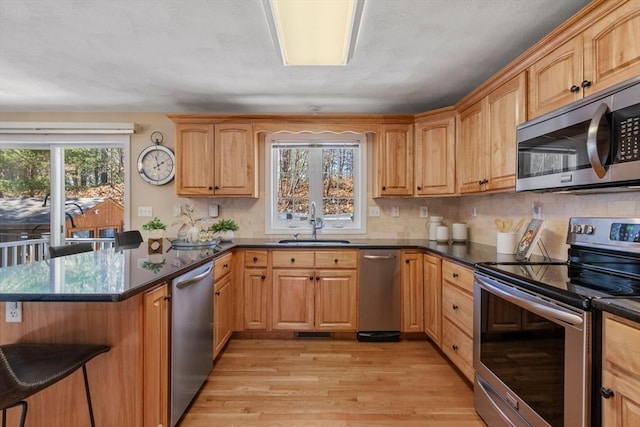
<box><xmin>586</xmin><ymin>102</ymin><xmax>611</xmax><ymax>178</ymax></box>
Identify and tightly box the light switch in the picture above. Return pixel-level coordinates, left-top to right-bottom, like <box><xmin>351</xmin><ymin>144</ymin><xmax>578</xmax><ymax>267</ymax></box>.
<box><xmin>138</xmin><ymin>206</ymin><xmax>153</xmax><ymax>217</ymax></box>
<box><xmin>391</xmin><ymin>206</ymin><xmax>400</xmax><ymax>217</ymax></box>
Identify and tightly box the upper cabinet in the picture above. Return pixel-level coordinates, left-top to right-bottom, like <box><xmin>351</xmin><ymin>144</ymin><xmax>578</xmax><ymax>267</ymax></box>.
<box><xmin>528</xmin><ymin>1</ymin><xmax>640</xmax><ymax>119</ymax></box>
<box><xmin>414</xmin><ymin>109</ymin><xmax>456</xmax><ymax>196</ymax></box>
<box><xmin>374</xmin><ymin>124</ymin><xmax>414</xmax><ymax>197</ymax></box>
<box><xmin>175</xmin><ymin>123</ymin><xmax>257</xmax><ymax>197</ymax></box>
<box><xmin>457</xmin><ymin>72</ymin><xmax>526</xmax><ymax>194</ymax></box>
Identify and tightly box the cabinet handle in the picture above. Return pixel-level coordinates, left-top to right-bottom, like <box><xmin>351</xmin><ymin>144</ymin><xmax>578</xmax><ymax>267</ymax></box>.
<box><xmin>261</xmin><ymin>275</ymin><xmax>266</xmax><ymax>280</ymax></box>
<box><xmin>581</xmin><ymin>80</ymin><xmax>592</xmax><ymax>88</ymax></box>
<box><xmin>215</xmin><ymin>291</ymin><xmax>221</xmax><ymax>296</ymax></box>
<box><xmin>163</xmin><ymin>295</ymin><xmax>172</xmax><ymax>301</ymax></box>
<box><xmin>291</xmin><ymin>258</ymin><xmax>295</xmax><ymax>263</ymax></box>
<box><xmin>600</xmin><ymin>387</ymin><xmax>614</xmax><ymax>399</ymax></box>
<box><xmin>570</xmin><ymin>85</ymin><xmax>580</xmax><ymax>93</ymax></box>
<box><xmin>452</xmin><ymin>272</ymin><xmax>459</xmax><ymax>278</ymax></box>
<box><xmin>253</xmin><ymin>256</ymin><xmax>258</xmax><ymax>262</ymax></box>
<box><xmin>452</xmin><ymin>344</ymin><xmax>458</xmax><ymax>351</ymax></box>
<box><xmin>452</xmin><ymin>304</ymin><xmax>459</xmax><ymax>310</ymax></box>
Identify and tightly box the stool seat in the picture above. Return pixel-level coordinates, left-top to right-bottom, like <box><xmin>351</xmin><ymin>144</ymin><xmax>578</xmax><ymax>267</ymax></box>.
<box><xmin>1</xmin><ymin>343</ymin><xmax>110</xmax><ymax>426</ymax></box>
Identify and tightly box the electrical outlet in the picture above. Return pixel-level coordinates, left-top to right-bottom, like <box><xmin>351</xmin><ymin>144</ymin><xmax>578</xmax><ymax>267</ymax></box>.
<box><xmin>391</xmin><ymin>206</ymin><xmax>400</xmax><ymax>217</ymax></box>
<box><xmin>420</xmin><ymin>207</ymin><xmax>429</xmax><ymax>218</ymax></box>
<box><xmin>208</xmin><ymin>204</ymin><xmax>219</xmax><ymax>217</ymax></box>
<box><xmin>5</xmin><ymin>301</ymin><xmax>22</xmax><ymax>323</ymax></box>
<box><xmin>368</xmin><ymin>206</ymin><xmax>380</xmax><ymax>217</ymax></box>
<box><xmin>138</xmin><ymin>206</ymin><xmax>153</xmax><ymax>217</ymax></box>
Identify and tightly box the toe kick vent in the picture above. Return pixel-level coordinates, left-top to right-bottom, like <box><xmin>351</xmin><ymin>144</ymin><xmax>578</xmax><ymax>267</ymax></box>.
<box><xmin>294</xmin><ymin>331</ymin><xmax>334</xmax><ymax>339</ymax></box>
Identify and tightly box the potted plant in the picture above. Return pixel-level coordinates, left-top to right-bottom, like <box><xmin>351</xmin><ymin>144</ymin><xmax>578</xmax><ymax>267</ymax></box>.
<box><xmin>142</xmin><ymin>217</ymin><xmax>167</xmax><ymax>240</ymax></box>
<box><xmin>209</xmin><ymin>218</ymin><xmax>239</xmax><ymax>241</ymax></box>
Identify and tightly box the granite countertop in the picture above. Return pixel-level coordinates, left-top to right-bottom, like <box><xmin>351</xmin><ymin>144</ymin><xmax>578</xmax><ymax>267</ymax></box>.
<box><xmin>0</xmin><ymin>238</ymin><xmax>541</xmax><ymax>303</ymax></box>
<box><xmin>593</xmin><ymin>298</ymin><xmax>640</xmax><ymax>324</ymax></box>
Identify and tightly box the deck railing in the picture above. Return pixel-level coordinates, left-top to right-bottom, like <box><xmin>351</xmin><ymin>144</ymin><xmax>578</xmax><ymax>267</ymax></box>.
<box><xmin>0</xmin><ymin>238</ymin><xmax>115</xmax><ymax>268</ymax></box>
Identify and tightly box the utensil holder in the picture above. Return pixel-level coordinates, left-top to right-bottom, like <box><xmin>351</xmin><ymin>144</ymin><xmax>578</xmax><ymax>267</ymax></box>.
<box><xmin>497</xmin><ymin>232</ymin><xmax>517</xmax><ymax>254</ymax></box>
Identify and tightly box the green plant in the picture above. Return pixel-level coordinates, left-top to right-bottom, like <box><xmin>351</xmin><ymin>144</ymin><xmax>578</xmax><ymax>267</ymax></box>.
<box><xmin>209</xmin><ymin>218</ymin><xmax>239</xmax><ymax>232</ymax></box>
<box><xmin>142</xmin><ymin>217</ymin><xmax>167</xmax><ymax>231</ymax></box>
<box><xmin>142</xmin><ymin>258</ymin><xmax>166</xmax><ymax>273</ymax></box>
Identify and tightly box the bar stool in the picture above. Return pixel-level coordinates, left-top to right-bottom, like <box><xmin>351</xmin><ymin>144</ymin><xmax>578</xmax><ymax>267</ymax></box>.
<box><xmin>0</xmin><ymin>343</ymin><xmax>110</xmax><ymax>427</ymax></box>
<box><xmin>48</xmin><ymin>242</ymin><xmax>94</xmax><ymax>258</ymax></box>
<box><xmin>114</xmin><ymin>230</ymin><xmax>143</xmax><ymax>250</ymax></box>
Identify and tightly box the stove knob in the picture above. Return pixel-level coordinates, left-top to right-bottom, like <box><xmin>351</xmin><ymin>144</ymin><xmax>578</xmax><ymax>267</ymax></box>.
<box><xmin>572</xmin><ymin>224</ymin><xmax>584</xmax><ymax>234</ymax></box>
<box><xmin>584</xmin><ymin>225</ymin><xmax>595</xmax><ymax>235</ymax></box>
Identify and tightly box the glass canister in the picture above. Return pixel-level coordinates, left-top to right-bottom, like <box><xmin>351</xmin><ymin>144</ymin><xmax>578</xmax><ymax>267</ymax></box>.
<box><xmin>427</xmin><ymin>216</ymin><xmax>443</xmax><ymax>241</ymax></box>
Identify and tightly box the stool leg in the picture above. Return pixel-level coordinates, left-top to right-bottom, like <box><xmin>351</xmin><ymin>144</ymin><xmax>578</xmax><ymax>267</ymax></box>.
<box><xmin>82</xmin><ymin>365</ymin><xmax>96</xmax><ymax>427</ymax></box>
<box><xmin>2</xmin><ymin>401</ymin><xmax>27</xmax><ymax>427</ymax></box>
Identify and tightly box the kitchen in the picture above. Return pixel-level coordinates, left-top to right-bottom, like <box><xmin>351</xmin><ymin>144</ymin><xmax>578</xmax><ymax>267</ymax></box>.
<box><xmin>2</xmin><ymin>0</ymin><xmax>640</xmax><ymax>426</ymax></box>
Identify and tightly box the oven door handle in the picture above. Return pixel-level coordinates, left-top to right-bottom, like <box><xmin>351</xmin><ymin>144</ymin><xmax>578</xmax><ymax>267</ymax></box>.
<box><xmin>586</xmin><ymin>102</ymin><xmax>611</xmax><ymax>179</ymax></box>
<box><xmin>479</xmin><ymin>278</ymin><xmax>584</xmax><ymax>327</ymax></box>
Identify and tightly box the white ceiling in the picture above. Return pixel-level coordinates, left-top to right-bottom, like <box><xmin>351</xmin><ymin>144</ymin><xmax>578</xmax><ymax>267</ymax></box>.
<box><xmin>0</xmin><ymin>0</ymin><xmax>591</xmax><ymax>114</ymax></box>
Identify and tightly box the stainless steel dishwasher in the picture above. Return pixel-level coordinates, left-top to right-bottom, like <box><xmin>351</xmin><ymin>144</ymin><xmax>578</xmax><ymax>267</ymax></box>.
<box><xmin>357</xmin><ymin>249</ymin><xmax>401</xmax><ymax>342</ymax></box>
<box><xmin>171</xmin><ymin>261</ymin><xmax>214</xmax><ymax>427</ymax></box>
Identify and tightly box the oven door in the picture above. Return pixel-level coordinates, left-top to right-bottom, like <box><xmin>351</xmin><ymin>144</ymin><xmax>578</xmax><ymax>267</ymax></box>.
<box><xmin>473</xmin><ymin>272</ymin><xmax>591</xmax><ymax>427</ymax></box>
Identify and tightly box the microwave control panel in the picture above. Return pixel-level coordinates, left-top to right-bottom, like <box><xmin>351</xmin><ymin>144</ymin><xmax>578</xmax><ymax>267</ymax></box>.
<box><xmin>616</xmin><ymin>107</ymin><xmax>639</xmax><ymax>162</ymax></box>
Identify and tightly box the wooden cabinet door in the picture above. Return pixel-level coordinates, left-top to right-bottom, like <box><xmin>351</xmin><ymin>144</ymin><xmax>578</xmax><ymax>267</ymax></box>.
<box><xmin>414</xmin><ymin>115</ymin><xmax>456</xmax><ymax>196</ymax></box>
<box><xmin>601</xmin><ymin>370</ymin><xmax>640</xmax><ymax>427</ymax></box>
<box><xmin>214</xmin><ymin>124</ymin><xmax>257</xmax><ymax>196</ymax></box>
<box><xmin>528</xmin><ymin>35</ymin><xmax>583</xmax><ymax>119</ymax></box>
<box><xmin>457</xmin><ymin>101</ymin><xmax>486</xmax><ymax>194</ymax></box>
<box><xmin>314</xmin><ymin>269</ymin><xmax>357</xmax><ymax>331</ymax></box>
<box><xmin>143</xmin><ymin>284</ymin><xmax>170</xmax><ymax>427</ymax></box>
<box><xmin>214</xmin><ymin>274</ymin><xmax>233</xmax><ymax>358</ymax></box>
<box><xmin>485</xmin><ymin>72</ymin><xmax>526</xmax><ymax>192</ymax></box>
<box><xmin>376</xmin><ymin>124</ymin><xmax>414</xmax><ymax>196</ymax></box>
<box><xmin>401</xmin><ymin>252</ymin><xmax>423</xmax><ymax>332</ymax></box>
<box><xmin>583</xmin><ymin>2</ymin><xmax>640</xmax><ymax>96</ymax></box>
<box><xmin>243</xmin><ymin>268</ymin><xmax>270</xmax><ymax>330</ymax></box>
<box><xmin>175</xmin><ymin>124</ymin><xmax>215</xmax><ymax>196</ymax></box>
<box><xmin>272</xmin><ymin>268</ymin><xmax>315</xmax><ymax>330</ymax></box>
<box><xmin>423</xmin><ymin>253</ymin><xmax>442</xmax><ymax>347</ymax></box>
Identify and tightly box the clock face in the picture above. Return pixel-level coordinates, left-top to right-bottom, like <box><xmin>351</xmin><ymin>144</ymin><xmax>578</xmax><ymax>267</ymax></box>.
<box><xmin>137</xmin><ymin>145</ymin><xmax>176</xmax><ymax>185</ymax></box>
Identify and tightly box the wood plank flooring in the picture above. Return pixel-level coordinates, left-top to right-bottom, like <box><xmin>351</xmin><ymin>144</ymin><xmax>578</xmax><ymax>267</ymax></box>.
<box><xmin>179</xmin><ymin>339</ymin><xmax>486</xmax><ymax>427</ymax></box>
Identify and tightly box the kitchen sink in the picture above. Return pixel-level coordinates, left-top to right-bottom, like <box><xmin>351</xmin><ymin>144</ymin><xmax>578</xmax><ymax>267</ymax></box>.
<box><xmin>277</xmin><ymin>239</ymin><xmax>351</xmax><ymax>245</ymax></box>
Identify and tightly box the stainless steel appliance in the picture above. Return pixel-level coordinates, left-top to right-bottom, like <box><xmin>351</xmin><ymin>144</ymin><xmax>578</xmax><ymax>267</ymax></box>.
<box><xmin>171</xmin><ymin>261</ymin><xmax>214</xmax><ymax>426</ymax></box>
<box><xmin>474</xmin><ymin>217</ymin><xmax>640</xmax><ymax>427</ymax></box>
<box><xmin>516</xmin><ymin>77</ymin><xmax>640</xmax><ymax>193</ymax></box>
<box><xmin>357</xmin><ymin>249</ymin><xmax>401</xmax><ymax>342</ymax></box>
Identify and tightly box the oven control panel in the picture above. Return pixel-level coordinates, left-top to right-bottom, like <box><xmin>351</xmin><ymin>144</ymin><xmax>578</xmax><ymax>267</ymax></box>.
<box><xmin>568</xmin><ymin>217</ymin><xmax>640</xmax><ymax>253</ymax></box>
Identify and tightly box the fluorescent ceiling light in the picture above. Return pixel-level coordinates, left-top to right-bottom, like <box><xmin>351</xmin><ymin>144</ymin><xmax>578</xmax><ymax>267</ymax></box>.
<box><xmin>0</xmin><ymin>122</ymin><xmax>141</xmax><ymax>134</ymax></box>
<box><xmin>264</xmin><ymin>0</ymin><xmax>364</xmax><ymax>66</ymax></box>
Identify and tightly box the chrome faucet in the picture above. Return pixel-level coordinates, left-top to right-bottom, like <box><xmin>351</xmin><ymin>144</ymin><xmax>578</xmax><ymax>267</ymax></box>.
<box><xmin>309</xmin><ymin>201</ymin><xmax>318</xmax><ymax>240</ymax></box>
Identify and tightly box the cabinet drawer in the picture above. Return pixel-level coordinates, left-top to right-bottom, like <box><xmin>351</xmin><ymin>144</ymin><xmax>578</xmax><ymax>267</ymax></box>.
<box><xmin>442</xmin><ymin>281</ymin><xmax>473</xmax><ymax>336</ymax></box>
<box><xmin>442</xmin><ymin>318</ymin><xmax>474</xmax><ymax>382</ymax></box>
<box><xmin>442</xmin><ymin>260</ymin><xmax>474</xmax><ymax>293</ymax></box>
<box><xmin>315</xmin><ymin>250</ymin><xmax>358</xmax><ymax>269</ymax></box>
<box><xmin>214</xmin><ymin>253</ymin><xmax>233</xmax><ymax>280</ymax></box>
<box><xmin>244</xmin><ymin>250</ymin><xmax>268</xmax><ymax>267</ymax></box>
<box><xmin>603</xmin><ymin>313</ymin><xmax>640</xmax><ymax>375</ymax></box>
<box><xmin>272</xmin><ymin>250</ymin><xmax>315</xmax><ymax>268</ymax></box>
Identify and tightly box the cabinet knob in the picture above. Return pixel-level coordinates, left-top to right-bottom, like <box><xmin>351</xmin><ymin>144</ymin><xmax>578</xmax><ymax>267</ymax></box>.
<box><xmin>208</xmin><ymin>186</ymin><xmax>213</xmax><ymax>190</ymax></box>
<box><xmin>309</xmin><ymin>276</ymin><xmax>314</xmax><ymax>281</ymax></box>
<box><xmin>316</xmin><ymin>276</ymin><xmax>320</xmax><ymax>281</ymax></box>
<box><xmin>452</xmin><ymin>272</ymin><xmax>459</xmax><ymax>278</ymax></box>
<box><xmin>570</xmin><ymin>85</ymin><xmax>580</xmax><ymax>93</ymax></box>
<box><xmin>452</xmin><ymin>304</ymin><xmax>459</xmax><ymax>310</ymax></box>
<box><xmin>215</xmin><ymin>291</ymin><xmax>221</xmax><ymax>296</ymax></box>
<box><xmin>214</xmin><ymin>185</ymin><xmax>220</xmax><ymax>190</ymax></box>
<box><xmin>452</xmin><ymin>344</ymin><xmax>458</xmax><ymax>351</ymax></box>
<box><xmin>417</xmin><ymin>186</ymin><xmax>422</xmax><ymax>191</ymax></box>
<box><xmin>223</xmin><ymin>263</ymin><xmax>228</xmax><ymax>268</ymax></box>
<box><xmin>600</xmin><ymin>387</ymin><xmax>614</xmax><ymax>399</ymax></box>
<box><xmin>261</xmin><ymin>275</ymin><xmax>266</xmax><ymax>280</ymax></box>
<box><xmin>253</xmin><ymin>256</ymin><xmax>258</xmax><ymax>262</ymax></box>
<box><xmin>163</xmin><ymin>295</ymin><xmax>172</xmax><ymax>301</ymax></box>
<box><xmin>334</xmin><ymin>259</ymin><xmax>338</xmax><ymax>264</ymax></box>
<box><xmin>405</xmin><ymin>259</ymin><xmax>410</xmax><ymax>264</ymax></box>
<box><xmin>581</xmin><ymin>80</ymin><xmax>592</xmax><ymax>88</ymax></box>
<box><xmin>290</xmin><ymin>258</ymin><xmax>295</xmax><ymax>263</ymax></box>
<box><xmin>382</xmin><ymin>186</ymin><xmax>386</xmax><ymax>191</ymax></box>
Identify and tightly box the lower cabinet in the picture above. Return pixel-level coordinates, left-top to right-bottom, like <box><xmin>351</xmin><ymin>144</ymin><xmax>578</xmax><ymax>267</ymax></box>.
<box><xmin>143</xmin><ymin>283</ymin><xmax>170</xmax><ymax>427</ymax></box>
<box><xmin>271</xmin><ymin>250</ymin><xmax>358</xmax><ymax>332</ymax></box>
<box><xmin>423</xmin><ymin>253</ymin><xmax>442</xmax><ymax>346</ymax></box>
<box><xmin>601</xmin><ymin>312</ymin><xmax>640</xmax><ymax>427</ymax></box>
<box><xmin>441</xmin><ymin>259</ymin><xmax>475</xmax><ymax>382</ymax></box>
<box><xmin>243</xmin><ymin>250</ymin><xmax>270</xmax><ymax>330</ymax></box>
<box><xmin>401</xmin><ymin>251</ymin><xmax>424</xmax><ymax>332</ymax></box>
<box><xmin>213</xmin><ymin>252</ymin><xmax>233</xmax><ymax>358</ymax></box>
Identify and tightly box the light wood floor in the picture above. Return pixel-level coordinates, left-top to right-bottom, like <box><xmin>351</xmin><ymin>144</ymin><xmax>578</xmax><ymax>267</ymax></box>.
<box><xmin>179</xmin><ymin>338</ymin><xmax>486</xmax><ymax>427</ymax></box>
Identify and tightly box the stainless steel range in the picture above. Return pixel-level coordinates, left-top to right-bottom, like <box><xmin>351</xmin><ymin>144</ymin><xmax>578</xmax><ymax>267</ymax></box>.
<box><xmin>473</xmin><ymin>217</ymin><xmax>640</xmax><ymax>427</ymax></box>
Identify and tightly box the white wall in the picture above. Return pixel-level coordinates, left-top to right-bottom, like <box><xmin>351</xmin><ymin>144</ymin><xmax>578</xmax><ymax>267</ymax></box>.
<box><xmin>2</xmin><ymin>111</ymin><xmax>639</xmax><ymax>260</ymax></box>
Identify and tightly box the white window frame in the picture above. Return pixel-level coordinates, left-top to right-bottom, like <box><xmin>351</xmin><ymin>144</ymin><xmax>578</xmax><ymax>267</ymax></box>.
<box><xmin>265</xmin><ymin>132</ymin><xmax>366</xmax><ymax>235</ymax></box>
<box><xmin>0</xmin><ymin>134</ymin><xmax>130</xmax><ymax>246</ymax></box>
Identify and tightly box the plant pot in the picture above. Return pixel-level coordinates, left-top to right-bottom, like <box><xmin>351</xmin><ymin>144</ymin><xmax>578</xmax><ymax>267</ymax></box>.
<box><xmin>218</xmin><ymin>230</ymin><xmax>235</xmax><ymax>242</ymax></box>
<box><xmin>147</xmin><ymin>229</ymin><xmax>164</xmax><ymax>240</ymax></box>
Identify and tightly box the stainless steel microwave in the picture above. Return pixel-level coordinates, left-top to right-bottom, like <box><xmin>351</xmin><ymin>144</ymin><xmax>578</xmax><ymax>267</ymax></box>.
<box><xmin>516</xmin><ymin>76</ymin><xmax>640</xmax><ymax>192</ymax></box>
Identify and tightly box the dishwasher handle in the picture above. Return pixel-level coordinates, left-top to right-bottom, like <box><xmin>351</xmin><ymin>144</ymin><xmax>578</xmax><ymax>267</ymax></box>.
<box><xmin>363</xmin><ymin>254</ymin><xmax>397</xmax><ymax>260</ymax></box>
<box><xmin>175</xmin><ymin>264</ymin><xmax>214</xmax><ymax>289</ymax></box>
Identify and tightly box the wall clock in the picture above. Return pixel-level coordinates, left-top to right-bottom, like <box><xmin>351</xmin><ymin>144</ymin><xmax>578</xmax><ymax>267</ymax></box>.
<box><xmin>137</xmin><ymin>132</ymin><xmax>176</xmax><ymax>185</ymax></box>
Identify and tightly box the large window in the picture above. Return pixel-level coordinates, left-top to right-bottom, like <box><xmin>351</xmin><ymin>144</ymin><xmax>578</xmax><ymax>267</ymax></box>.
<box><xmin>266</xmin><ymin>133</ymin><xmax>366</xmax><ymax>234</ymax></box>
<box><xmin>0</xmin><ymin>134</ymin><xmax>129</xmax><ymax>247</ymax></box>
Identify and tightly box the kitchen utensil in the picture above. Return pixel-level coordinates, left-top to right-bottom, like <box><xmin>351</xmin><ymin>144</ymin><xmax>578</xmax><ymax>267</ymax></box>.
<box><xmin>511</xmin><ymin>217</ymin><xmax>526</xmax><ymax>233</ymax></box>
<box><xmin>494</xmin><ymin>218</ymin><xmax>512</xmax><ymax>233</ymax></box>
